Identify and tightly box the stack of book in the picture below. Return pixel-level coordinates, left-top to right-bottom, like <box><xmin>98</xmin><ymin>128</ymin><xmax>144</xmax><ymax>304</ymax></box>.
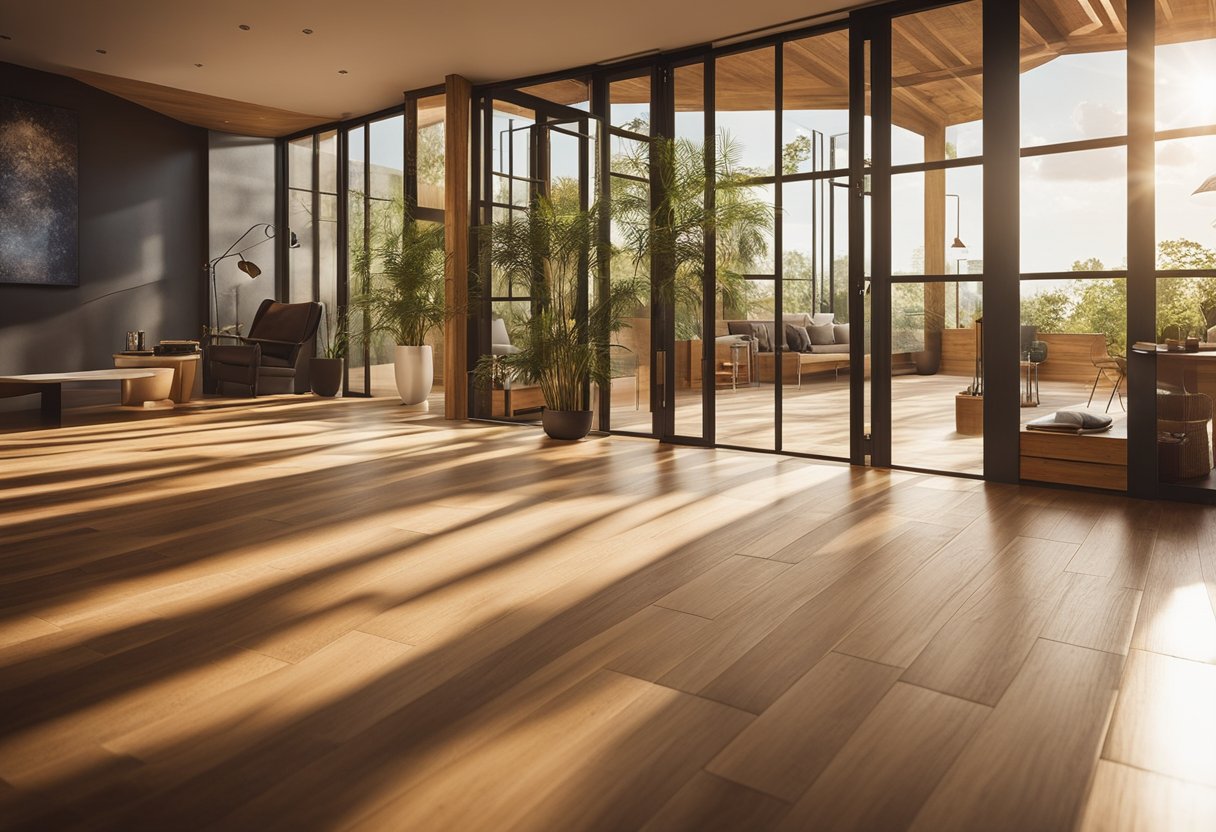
<box><xmin>154</xmin><ymin>340</ymin><xmax>201</xmax><ymax>356</ymax></box>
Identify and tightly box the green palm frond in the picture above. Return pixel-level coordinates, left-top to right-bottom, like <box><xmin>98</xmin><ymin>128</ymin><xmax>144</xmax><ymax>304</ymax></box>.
<box><xmin>474</xmin><ymin>197</ymin><xmax>644</xmax><ymax>412</ymax></box>
<box><xmin>352</xmin><ymin>219</ymin><xmax>450</xmax><ymax>346</ymax></box>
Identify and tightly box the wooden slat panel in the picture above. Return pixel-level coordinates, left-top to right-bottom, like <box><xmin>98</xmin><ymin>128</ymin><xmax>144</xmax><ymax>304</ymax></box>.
<box><xmin>1020</xmin><ymin>429</ymin><xmax>1127</xmax><ymax>465</ymax></box>
<box><xmin>1021</xmin><ymin>456</ymin><xmax>1128</xmax><ymax>491</ymax></box>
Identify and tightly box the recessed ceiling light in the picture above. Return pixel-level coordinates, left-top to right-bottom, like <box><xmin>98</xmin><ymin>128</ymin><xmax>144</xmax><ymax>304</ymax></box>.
<box><xmin>338</xmin><ymin>69</ymin><xmax>348</xmax><ymax>75</ymax></box>
<box><xmin>0</xmin><ymin>35</ymin><xmax>12</xmax><ymax>41</ymax></box>
<box><xmin>194</xmin><ymin>63</ymin><xmax>204</xmax><ymax>67</ymax></box>
<box><xmin>96</xmin><ymin>49</ymin><xmax>108</xmax><ymax>54</ymax></box>
<box><xmin>302</xmin><ymin>28</ymin><xmax>314</xmax><ymax>35</ymax></box>
<box><xmin>238</xmin><ymin>24</ymin><xmax>251</xmax><ymax>31</ymax></box>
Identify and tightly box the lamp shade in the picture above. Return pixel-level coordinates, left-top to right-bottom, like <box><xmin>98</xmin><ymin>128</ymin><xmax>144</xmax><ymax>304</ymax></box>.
<box><xmin>1193</xmin><ymin>173</ymin><xmax>1216</xmax><ymax>195</ymax></box>
<box><xmin>288</xmin><ymin>231</ymin><xmax>300</xmax><ymax>248</ymax></box>
<box><xmin>951</xmin><ymin>236</ymin><xmax>967</xmax><ymax>249</ymax></box>
<box><xmin>237</xmin><ymin>257</ymin><xmax>262</xmax><ymax>279</ymax></box>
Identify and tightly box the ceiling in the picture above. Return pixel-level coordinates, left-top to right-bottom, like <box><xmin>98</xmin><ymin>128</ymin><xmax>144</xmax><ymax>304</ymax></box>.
<box><xmin>0</xmin><ymin>0</ymin><xmax>855</xmax><ymax>136</ymax></box>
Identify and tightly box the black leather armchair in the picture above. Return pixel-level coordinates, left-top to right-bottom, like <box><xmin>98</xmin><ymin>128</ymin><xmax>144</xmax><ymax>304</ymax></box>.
<box><xmin>207</xmin><ymin>299</ymin><xmax>322</xmax><ymax>396</ymax></box>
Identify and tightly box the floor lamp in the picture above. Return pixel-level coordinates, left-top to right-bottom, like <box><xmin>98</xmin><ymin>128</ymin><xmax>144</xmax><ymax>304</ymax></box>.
<box><xmin>205</xmin><ymin>224</ymin><xmax>299</xmax><ymax>336</ymax></box>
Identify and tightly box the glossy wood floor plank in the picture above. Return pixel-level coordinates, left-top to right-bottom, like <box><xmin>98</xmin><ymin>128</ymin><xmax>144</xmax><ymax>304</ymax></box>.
<box><xmin>900</xmin><ymin>535</ymin><xmax>1077</xmax><ymax>705</ymax></box>
<box><xmin>910</xmin><ymin>639</ymin><xmax>1123</xmax><ymax>832</ymax></box>
<box><xmin>779</xmin><ymin>682</ymin><xmax>990</xmax><ymax>832</ymax></box>
<box><xmin>0</xmin><ymin>395</ymin><xmax>1206</xmax><ymax>830</ymax></box>
<box><xmin>706</xmin><ymin>651</ymin><xmax>901</xmax><ymax>801</ymax></box>
<box><xmin>1103</xmin><ymin>648</ymin><xmax>1216</xmax><ymax>789</ymax></box>
<box><xmin>1078</xmin><ymin>760</ymin><xmax>1216</xmax><ymax>832</ymax></box>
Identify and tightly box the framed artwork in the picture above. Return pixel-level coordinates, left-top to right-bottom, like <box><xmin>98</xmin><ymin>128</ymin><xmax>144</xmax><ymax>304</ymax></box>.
<box><xmin>0</xmin><ymin>96</ymin><xmax>79</xmax><ymax>286</ymax></box>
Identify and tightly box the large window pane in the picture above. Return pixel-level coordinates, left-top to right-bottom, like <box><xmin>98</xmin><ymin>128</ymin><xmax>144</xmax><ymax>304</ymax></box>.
<box><xmin>1021</xmin><ymin>146</ymin><xmax>1126</xmax><ymax>273</ymax></box>
<box><xmin>716</xmin><ymin>47</ymin><xmax>776</xmax><ymax>174</ymax></box>
<box><xmin>1156</xmin><ymin>3</ymin><xmax>1216</xmax><ymax>133</ymax></box>
<box><xmin>1019</xmin><ymin>0</ymin><xmax>1126</xmax><ymax>148</ymax></box>
<box><xmin>1156</xmin><ymin>136</ymin><xmax>1216</xmax><ymax>257</ymax></box>
<box><xmin>892</xmin><ymin>280</ymin><xmax>984</xmax><ymax>475</ymax></box>
<box><xmin>672</xmin><ymin>62</ymin><xmax>706</xmax><ymax>439</ymax></box>
<box><xmin>892</xmin><ymin>0</ymin><xmax>983</xmax><ymax>165</ymax></box>
<box><xmin>891</xmin><ymin>165</ymin><xmax>983</xmax><ymax>276</ymax></box>
<box><xmin>783</xmin><ymin>31</ymin><xmax>851</xmax><ymax>174</ymax></box>
<box><xmin>416</xmin><ymin>94</ymin><xmax>445</xmax><ymax>211</ymax></box>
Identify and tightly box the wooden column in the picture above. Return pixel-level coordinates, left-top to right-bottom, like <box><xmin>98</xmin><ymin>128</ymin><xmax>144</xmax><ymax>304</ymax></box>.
<box><xmin>444</xmin><ymin>74</ymin><xmax>471</xmax><ymax>420</ymax></box>
<box><xmin>923</xmin><ymin>125</ymin><xmax>947</xmax><ymax>357</ymax></box>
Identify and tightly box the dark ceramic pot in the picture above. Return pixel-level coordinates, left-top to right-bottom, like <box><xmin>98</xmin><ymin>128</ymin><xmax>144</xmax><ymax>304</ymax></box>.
<box><xmin>542</xmin><ymin>409</ymin><xmax>593</xmax><ymax>440</ymax></box>
<box><xmin>913</xmin><ymin>350</ymin><xmax>941</xmax><ymax>375</ymax></box>
<box><xmin>310</xmin><ymin>358</ymin><xmax>344</xmax><ymax>397</ymax></box>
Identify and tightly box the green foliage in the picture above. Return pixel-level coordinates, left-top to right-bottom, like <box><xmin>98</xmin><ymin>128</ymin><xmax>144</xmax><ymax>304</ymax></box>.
<box><xmin>610</xmin><ymin>129</ymin><xmax>774</xmax><ymax>340</ymax></box>
<box><xmin>1020</xmin><ymin>240</ymin><xmax>1216</xmax><ymax>351</ymax></box>
<box><xmin>1070</xmin><ymin>257</ymin><xmax>1107</xmax><ymax>272</ymax></box>
<box><xmin>318</xmin><ymin>305</ymin><xmax>349</xmax><ymax>359</ymax></box>
<box><xmin>473</xmin><ymin>198</ymin><xmax>645</xmax><ymax>412</ymax></box>
<box><xmin>1020</xmin><ymin>286</ymin><xmax>1073</xmax><ymax>335</ymax></box>
<box><xmin>352</xmin><ymin>218</ymin><xmax>449</xmax><ymax>347</ymax></box>
<box><xmin>781</xmin><ymin>134</ymin><xmax>814</xmax><ymax>175</ymax></box>
<box><xmin>1158</xmin><ymin>239</ymin><xmax>1216</xmax><ymax>271</ymax></box>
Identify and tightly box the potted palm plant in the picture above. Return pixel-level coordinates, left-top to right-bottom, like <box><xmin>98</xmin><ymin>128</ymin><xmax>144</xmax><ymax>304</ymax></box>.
<box><xmin>476</xmin><ymin>196</ymin><xmax>643</xmax><ymax>440</ymax></box>
<box><xmin>353</xmin><ymin>219</ymin><xmax>448</xmax><ymax>409</ymax></box>
<box><xmin>310</xmin><ymin>304</ymin><xmax>348</xmax><ymax>397</ymax></box>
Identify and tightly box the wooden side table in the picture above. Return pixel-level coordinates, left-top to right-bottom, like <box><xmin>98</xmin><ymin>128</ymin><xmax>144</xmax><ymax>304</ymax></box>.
<box><xmin>112</xmin><ymin>353</ymin><xmax>201</xmax><ymax>403</ymax></box>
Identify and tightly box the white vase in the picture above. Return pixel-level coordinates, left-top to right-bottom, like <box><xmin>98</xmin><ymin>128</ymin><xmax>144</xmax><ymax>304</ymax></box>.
<box><xmin>393</xmin><ymin>344</ymin><xmax>433</xmax><ymax>409</ymax></box>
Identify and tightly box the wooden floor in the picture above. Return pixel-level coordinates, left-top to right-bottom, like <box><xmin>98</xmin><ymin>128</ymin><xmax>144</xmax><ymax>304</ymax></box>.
<box><xmin>608</xmin><ymin>371</ymin><xmax>1127</xmax><ymax>475</ymax></box>
<box><xmin>1</xmin><ymin>394</ymin><xmax>1213</xmax><ymax>831</ymax></box>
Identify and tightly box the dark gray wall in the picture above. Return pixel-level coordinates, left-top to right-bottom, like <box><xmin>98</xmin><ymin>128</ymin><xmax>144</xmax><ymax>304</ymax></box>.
<box><xmin>0</xmin><ymin>61</ymin><xmax>207</xmax><ymax>378</ymax></box>
<box><xmin>208</xmin><ymin>132</ymin><xmax>277</xmax><ymax>333</ymax></box>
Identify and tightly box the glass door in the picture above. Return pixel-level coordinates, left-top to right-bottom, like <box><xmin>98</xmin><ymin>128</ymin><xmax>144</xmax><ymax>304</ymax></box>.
<box><xmin>474</xmin><ymin>86</ymin><xmax>602</xmax><ymax>424</ymax></box>
<box><xmin>863</xmin><ymin>0</ymin><xmax>987</xmax><ymax>475</ymax></box>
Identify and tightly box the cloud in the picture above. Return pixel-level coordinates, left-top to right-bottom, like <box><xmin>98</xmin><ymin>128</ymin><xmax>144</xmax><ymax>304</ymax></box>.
<box><xmin>1072</xmin><ymin>101</ymin><xmax>1126</xmax><ymax>138</ymax></box>
<box><xmin>1156</xmin><ymin>139</ymin><xmax>1196</xmax><ymax>168</ymax></box>
<box><xmin>1031</xmin><ymin>150</ymin><xmax>1123</xmax><ymax>182</ymax></box>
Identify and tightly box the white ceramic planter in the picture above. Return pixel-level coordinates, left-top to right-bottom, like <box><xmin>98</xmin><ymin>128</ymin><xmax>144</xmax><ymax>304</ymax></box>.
<box><xmin>394</xmin><ymin>344</ymin><xmax>433</xmax><ymax>409</ymax></box>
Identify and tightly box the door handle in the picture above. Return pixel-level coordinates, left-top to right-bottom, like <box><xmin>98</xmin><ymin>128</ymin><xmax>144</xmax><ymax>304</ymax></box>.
<box><xmin>655</xmin><ymin>350</ymin><xmax>666</xmax><ymax>388</ymax></box>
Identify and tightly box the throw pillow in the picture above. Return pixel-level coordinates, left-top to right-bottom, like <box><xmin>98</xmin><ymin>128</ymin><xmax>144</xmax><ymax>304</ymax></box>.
<box><xmin>811</xmin><ymin>312</ymin><xmax>835</xmax><ymax>327</ymax></box>
<box><xmin>750</xmin><ymin>322</ymin><xmax>772</xmax><ymax>352</ymax></box>
<box><xmin>808</xmin><ymin>323</ymin><xmax>835</xmax><ymax>345</ymax></box>
<box><xmin>834</xmin><ymin>323</ymin><xmax>850</xmax><ymax>344</ymax></box>
<box><xmin>784</xmin><ymin>323</ymin><xmax>811</xmax><ymax>353</ymax></box>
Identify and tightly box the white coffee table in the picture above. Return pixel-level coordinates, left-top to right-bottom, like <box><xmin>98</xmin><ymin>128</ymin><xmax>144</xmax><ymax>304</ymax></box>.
<box><xmin>113</xmin><ymin>353</ymin><xmax>201</xmax><ymax>403</ymax></box>
<box><xmin>0</xmin><ymin>369</ymin><xmax>173</xmax><ymax>426</ymax></box>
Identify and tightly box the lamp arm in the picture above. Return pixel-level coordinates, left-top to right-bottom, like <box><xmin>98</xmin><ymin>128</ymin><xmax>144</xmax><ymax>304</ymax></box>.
<box><xmin>206</xmin><ymin>223</ymin><xmax>274</xmax><ymax>269</ymax></box>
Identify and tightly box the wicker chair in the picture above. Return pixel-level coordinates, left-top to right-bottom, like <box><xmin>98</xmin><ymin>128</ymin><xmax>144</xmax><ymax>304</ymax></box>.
<box><xmin>1157</xmin><ymin>391</ymin><xmax>1214</xmax><ymax>480</ymax></box>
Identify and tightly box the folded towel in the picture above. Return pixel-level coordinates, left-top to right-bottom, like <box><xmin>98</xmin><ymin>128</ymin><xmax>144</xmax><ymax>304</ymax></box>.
<box><xmin>1026</xmin><ymin>410</ymin><xmax>1113</xmax><ymax>434</ymax></box>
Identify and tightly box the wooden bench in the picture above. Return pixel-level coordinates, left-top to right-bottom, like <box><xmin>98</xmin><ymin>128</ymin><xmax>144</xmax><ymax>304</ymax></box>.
<box><xmin>1019</xmin><ymin>426</ymin><xmax>1127</xmax><ymax>491</ymax></box>
<box><xmin>0</xmin><ymin>369</ymin><xmax>171</xmax><ymax>427</ymax></box>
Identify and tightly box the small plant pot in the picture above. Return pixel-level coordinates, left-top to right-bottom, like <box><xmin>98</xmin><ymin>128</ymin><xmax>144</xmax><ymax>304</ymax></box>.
<box><xmin>542</xmin><ymin>409</ymin><xmax>593</xmax><ymax>440</ymax></box>
<box><xmin>394</xmin><ymin>345</ymin><xmax>434</xmax><ymax>407</ymax></box>
<box><xmin>913</xmin><ymin>350</ymin><xmax>940</xmax><ymax>375</ymax></box>
<box><xmin>310</xmin><ymin>358</ymin><xmax>344</xmax><ymax>397</ymax></box>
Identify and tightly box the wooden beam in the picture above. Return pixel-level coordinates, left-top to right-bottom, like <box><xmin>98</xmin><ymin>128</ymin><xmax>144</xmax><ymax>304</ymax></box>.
<box><xmin>444</xmin><ymin>75</ymin><xmax>472</xmax><ymax>421</ymax></box>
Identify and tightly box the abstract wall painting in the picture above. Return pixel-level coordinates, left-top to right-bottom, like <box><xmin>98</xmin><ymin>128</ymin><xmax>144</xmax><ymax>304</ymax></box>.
<box><xmin>0</xmin><ymin>96</ymin><xmax>79</xmax><ymax>286</ymax></box>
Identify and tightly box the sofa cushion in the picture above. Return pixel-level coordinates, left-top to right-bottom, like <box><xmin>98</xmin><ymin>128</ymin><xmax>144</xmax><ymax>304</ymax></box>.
<box><xmin>809</xmin><ymin>343</ymin><xmax>850</xmax><ymax>354</ymax></box>
<box><xmin>783</xmin><ymin>312</ymin><xmax>813</xmax><ymax>328</ymax></box>
<box><xmin>811</xmin><ymin>312</ymin><xmax>835</xmax><ymax>327</ymax></box>
<box><xmin>785</xmin><ymin>324</ymin><xmax>811</xmax><ymax>353</ymax></box>
<box><xmin>808</xmin><ymin>323</ymin><xmax>836</xmax><ymax>345</ymax></box>
<box><xmin>834</xmin><ymin>323</ymin><xmax>850</xmax><ymax>344</ymax></box>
